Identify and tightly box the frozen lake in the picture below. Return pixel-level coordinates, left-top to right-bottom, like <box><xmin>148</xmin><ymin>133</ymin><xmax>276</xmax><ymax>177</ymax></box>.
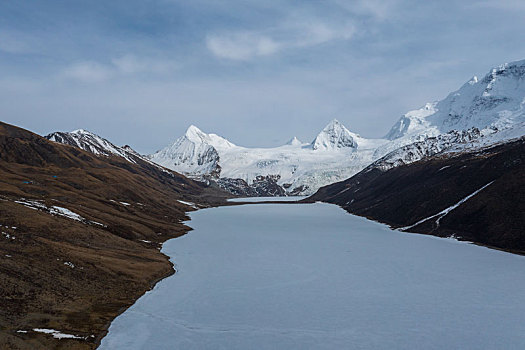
<box><xmin>227</xmin><ymin>196</ymin><xmax>307</xmax><ymax>202</ymax></box>
<box><xmin>100</xmin><ymin>202</ymin><xmax>525</xmax><ymax>349</ymax></box>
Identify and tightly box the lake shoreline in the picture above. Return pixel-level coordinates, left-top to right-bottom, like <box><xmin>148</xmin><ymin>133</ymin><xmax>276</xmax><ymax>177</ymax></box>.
<box><xmin>93</xmin><ymin>255</ymin><xmax>177</xmax><ymax>348</ymax></box>
<box><xmin>100</xmin><ymin>201</ymin><xmax>525</xmax><ymax>349</ymax></box>
<box><xmin>233</xmin><ymin>198</ymin><xmax>525</xmax><ymax>257</ymax></box>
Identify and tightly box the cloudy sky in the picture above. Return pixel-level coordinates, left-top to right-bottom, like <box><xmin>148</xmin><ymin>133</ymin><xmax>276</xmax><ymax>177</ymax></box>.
<box><xmin>2</xmin><ymin>0</ymin><xmax>525</xmax><ymax>153</ymax></box>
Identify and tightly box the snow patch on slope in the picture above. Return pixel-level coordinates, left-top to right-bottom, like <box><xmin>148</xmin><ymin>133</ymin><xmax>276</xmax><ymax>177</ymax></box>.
<box><xmin>33</xmin><ymin>328</ymin><xmax>86</xmax><ymax>340</ymax></box>
<box><xmin>14</xmin><ymin>199</ymin><xmax>106</xmax><ymax>226</ymax></box>
<box><xmin>399</xmin><ymin>181</ymin><xmax>495</xmax><ymax>231</ymax></box>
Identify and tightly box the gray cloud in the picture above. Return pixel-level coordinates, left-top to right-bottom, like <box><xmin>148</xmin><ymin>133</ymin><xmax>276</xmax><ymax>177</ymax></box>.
<box><xmin>2</xmin><ymin>0</ymin><xmax>525</xmax><ymax>153</ymax></box>
<box><xmin>62</xmin><ymin>61</ymin><xmax>114</xmax><ymax>83</ymax></box>
<box><xmin>206</xmin><ymin>16</ymin><xmax>355</xmax><ymax>60</ymax></box>
<box><xmin>60</xmin><ymin>55</ymin><xmax>179</xmax><ymax>83</ymax></box>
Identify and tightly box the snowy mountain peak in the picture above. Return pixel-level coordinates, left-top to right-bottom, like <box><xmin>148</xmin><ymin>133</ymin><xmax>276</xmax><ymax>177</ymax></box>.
<box><xmin>148</xmin><ymin>125</ymin><xmax>235</xmax><ymax>178</ymax></box>
<box><xmin>286</xmin><ymin>136</ymin><xmax>302</xmax><ymax>146</ymax></box>
<box><xmin>311</xmin><ymin>119</ymin><xmax>358</xmax><ymax>150</ymax></box>
<box><xmin>324</xmin><ymin>119</ymin><xmax>346</xmax><ymax>131</ymax></box>
<box><xmin>386</xmin><ymin>58</ymin><xmax>525</xmax><ymax>140</ymax></box>
<box><xmin>70</xmin><ymin>128</ymin><xmax>94</xmax><ymax>135</ymax></box>
<box><xmin>185</xmin><ymin>125</ymin><xmax>207</xmax><ymax>141</ymax></box>
<box><xmin>181</xmin><ymin>125</ymin><xmax>235</xmax><ymax>150</ymax></box>
<box><xmin>328</xmin><ymin>118</ymin><xmax>341</xmax><ymax>126</ymax></box>
<box><xmin>45</xmin><ymin>129</ymin><xmax>142</xmax><ymax>163</ymax></box>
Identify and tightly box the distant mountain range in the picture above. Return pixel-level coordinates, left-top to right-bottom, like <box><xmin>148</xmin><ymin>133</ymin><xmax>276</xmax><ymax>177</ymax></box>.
<box><xmin>148</xmin><ymin>119</ymin><xmax>390</xmax><ymax>196</ymax></box>
<box><xmin>46</xmin><ymin>59</ymin><xmax>525</xmax><ymax>196</ymax></box>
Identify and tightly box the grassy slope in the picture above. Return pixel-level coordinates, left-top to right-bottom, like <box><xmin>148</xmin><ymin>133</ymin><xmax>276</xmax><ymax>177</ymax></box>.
<box><xmin>0</xmin><ymin>122</ymin><xmax>227</xmax><ymax>349</ymax></box>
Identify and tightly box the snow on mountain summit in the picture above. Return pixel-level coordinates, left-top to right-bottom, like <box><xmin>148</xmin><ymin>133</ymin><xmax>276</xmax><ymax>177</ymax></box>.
<box><xmin>149</xmin><ymin>119</ymin><xmax>387</xmax><ymax>195</ymax></box>
<box><xmin>71</xmin><ymin>129</ymin><xmax>90</xmax><ymax>135</ymax></box>
<box><xmin>385</xmin><ymin>103</ymin><xmax>437</xmax><ymax>140</ymax></box>
<box><xmin>285</xmin><ymin>136</ymin><xmax>303</xmax><ymax>146</ymax></box>
<box><xmin>184</xmin><ymin>125</ymin><xmax>236</xmax><ymax>150</ymax></box>
<box><xmin>184</xmin><ymin>125</ymin><xmax>206</xmax><ymax>141</ymax></box>
<box><xmin>311</xmin><ymin>119</ymin><xmax>358</xmax><ymax>150</ymax></box>
<box><xmin>46</xmin><ymin>129</ymin><xmax>181</xmax><ymax>176</ymax></box>
<box><xmin>46</xmin><ymin>129</ymin><xmax>141</xmax><ymax>163</ymax></box>
<box><xmin>386</xmin><ymin>59</ymin><xmax>525</xmax><ymax>140</ymax></box>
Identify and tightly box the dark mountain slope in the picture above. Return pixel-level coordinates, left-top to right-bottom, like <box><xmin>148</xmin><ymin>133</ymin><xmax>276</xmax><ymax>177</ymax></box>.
<box><xmin>0</xmin><ymin>122</ymin><xmax>227</xmax><ymax>349</ymax></box>
<box><xmin>308</xmin><ymin>138</ymin><xmax>525</xmax><ymax>254</ymax></box>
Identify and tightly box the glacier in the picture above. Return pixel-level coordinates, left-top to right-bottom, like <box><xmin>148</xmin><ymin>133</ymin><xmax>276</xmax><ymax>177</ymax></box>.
<box><xmin>149</xmin><ymin>119</ymin><xmax>389</xmax><ymax>195</ymax></box>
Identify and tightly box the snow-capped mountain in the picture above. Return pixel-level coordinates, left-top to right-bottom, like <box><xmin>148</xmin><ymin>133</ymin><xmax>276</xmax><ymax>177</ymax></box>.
<box><xmin>46</xmin><ymin>129</ymin><xmax>141</xmax><ymax>163</ymax></box>
<box><xmin>149</xmin><ymin>119</ymin><xmax>388</xmax><ymax>195</ymax></box>
<box><xmin>286</xmin><ymin>136</ymin><xmax>302</xmax><ymax>146</ymax></box>
<box><xmin>150</xmin><ymin>59</ymin><xmax>525</xmax><ymax>196</ymax></box>
<box><xmin>46</xmin><ymin>129</ymin><xmax>189</xmax><ymax>181</ymax></box>
<box><xmin>147</xmin><ymin>125</ymin><xmax>232</xmax><ymax>178</ymax></box>
<box><xmin>311</xmin><ymin>119</ymin><xmax>358</xmax><ymax>150</ymax></box>
<box><xmin>365</xmin><ymin>59</ymin><xmax>525</xmax><ymax>172</ymax></box>
<box><xmin>386</xmin><ymin>59</ymin><xmax>525</xmax><ymax>141</ymax></box>
<box><xmin>46</xmin><ymin>59</ymin><xmax>525</xmax><ymax>197</ymax></box>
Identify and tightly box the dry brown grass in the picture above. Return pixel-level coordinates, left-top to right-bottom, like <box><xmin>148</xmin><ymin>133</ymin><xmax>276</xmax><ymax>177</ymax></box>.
<box><xmin>0</xmin><ymin>122</ymin><xmax>228</xmax><ymax>349</ymax></box>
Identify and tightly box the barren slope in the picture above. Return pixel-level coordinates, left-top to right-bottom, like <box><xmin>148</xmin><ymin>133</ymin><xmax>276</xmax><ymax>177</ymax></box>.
<box><xmin>308</xmin><ymin>137</ymin><xmax>525</xmax><ymax>253</ymax></box>
<box><xmin>0</xmin><ymin>122</ymin><xmax>227</xmax><ymax>349</ymax></box>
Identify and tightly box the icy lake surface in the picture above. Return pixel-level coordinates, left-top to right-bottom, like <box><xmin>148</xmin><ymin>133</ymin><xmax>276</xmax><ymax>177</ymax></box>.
<box><xmin>100</xmin><ymin>202</ymin><xmax>525</xmax><ymax>349</ymax></box>
<box><xmin>227</xmin><ymin>196</ymin><xmax>307</xmax><ymax>202</ymax></box>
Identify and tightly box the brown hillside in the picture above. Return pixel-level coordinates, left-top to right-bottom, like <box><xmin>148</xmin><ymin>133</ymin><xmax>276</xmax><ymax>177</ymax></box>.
<box><xmin>0</xmin><ymin>121</ymin><xmax>228</xmax><ymax>349</ymax></box>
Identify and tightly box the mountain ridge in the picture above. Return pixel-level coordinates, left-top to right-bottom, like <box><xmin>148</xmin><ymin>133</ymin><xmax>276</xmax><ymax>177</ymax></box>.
<box><xmin>386</xmin><ymin>59</ymin><xmax>525</xmax><ymax>140</ymax></box>
<box><xmin>147</xmin><ymin>119</ymin><xmax>388</xmax><ymax>195</ymax></box>
<box><xmin>45</xmin><ymin>58</ymin><xmax>525</xmax><ymax>197</ymax></box>
<box><xmin>144</xmin><ymin>60</ymin><xmax>524</xmax><ymax>196</ymax></box>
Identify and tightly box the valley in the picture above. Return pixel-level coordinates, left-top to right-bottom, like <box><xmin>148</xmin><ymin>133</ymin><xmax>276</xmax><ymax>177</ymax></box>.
<box><xmin>1</xmin><ymin>58</ymin><xmax>525</xmax><ymax>349</ymax></box>
<box><xmin>4</xmin><ymin>1</ymin><xmax>525</xmax><ymax>348</ymax></box>
<box><xmin>100</xmin><ymin>201</ymin><xmax>525</xmax><ymax>349</ymax></box>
